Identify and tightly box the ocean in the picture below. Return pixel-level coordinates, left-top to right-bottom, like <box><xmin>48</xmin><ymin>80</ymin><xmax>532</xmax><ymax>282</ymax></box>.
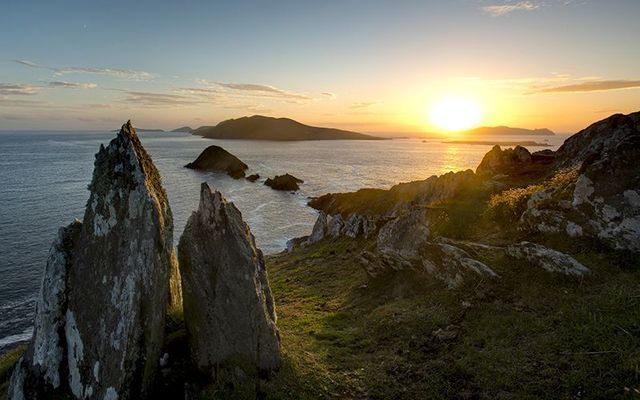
<box><xmin>0</xmin><ymin>130</ymin><xmax>568</xmax><ymax>350</ymax></box>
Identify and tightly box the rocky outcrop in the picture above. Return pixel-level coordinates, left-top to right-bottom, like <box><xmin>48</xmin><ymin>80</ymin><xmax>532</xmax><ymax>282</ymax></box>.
<box><xmin>309</xmin><ymin>170</ymin><xmax>478</xmax><ymax>217</ymax></box>
<box><xmin>264</xmin><ymin>173</ymin><xmax>304</xmax><ymax>191</ymax></box>
<box><xmin>286</xmin><ymin>211</ymin><xmax>378</xmax><ymax>252</ymax></box>
<box><xmin>178</xmin><ymin>183</ymin><xmax>280</xmax><ymax>373</ymax></box>
<box><xmin>9</xmin><ymin>121</ymin><xmax>174</xmax><ymax>400</ymax></box>
<box><xmin>506</xmin><ymin>242</ymin><xmax>589</xmax><ymax>276</ymax></box>
<box><xmin>476</xmin><ymin>145</ymin><xmax>531</xmax><ymax>176</ymax></box>
<box><xmin>521</xmin><ymin>112</ymin><xmax>640</xmax><ymax>252</ymax></box>
<box><xmin>376</xmin><ymin>208</ymin><xmax>429</xmax><ymax>259</ymax></box>
<box><xmin>185</xmin><ymin>145</ymin><xmax>248</xmax><ymax>179</ymax></box>
<box><xmin>246</xmin><ymin>173</ymin><xmax>260</xmax><ymax>182</ymax></box>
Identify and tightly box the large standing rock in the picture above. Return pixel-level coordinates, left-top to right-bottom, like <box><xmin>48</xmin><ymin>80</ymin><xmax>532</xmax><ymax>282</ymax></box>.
<box><xmin>178</xmin><ymin>183</ymin><xmax>281</xmax><ymax>373</ymax></box>
<box><xmin>9</xmin><ymin>121</ymin><xmax>174</xmax><ymax>400</ymax></box>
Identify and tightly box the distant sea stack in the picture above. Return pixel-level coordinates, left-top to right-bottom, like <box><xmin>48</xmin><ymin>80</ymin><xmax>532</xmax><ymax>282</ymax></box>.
<box><xmin>265</xmin><ymin>174</ymin><xmax>304</xmax><ymax>191</ymax></box>
<box><xmin>185</xmin><ymin>145</ymin><xmax>249</xmax><ymax>179</ymax></box>
<box><xmin>192</xmin><ymin>115</ymin><xmax>381</xmax><ymax>141</ymax></box>
<box><xmin>171</xmin><ymin>126</ymin><xmax>193</xmax><ymax>133</ymax></box>
<box><xmin>178</xmin><ymin>183</ymin><xmax>281</xmax><ymax>373</ymax></box>
<box><xmin>462</xmin><ymin>126</ymin><xmax>555</xmax><ymax>136</ymax></box>
<box><xmin>9</xmin><ymin>121</ymin><xmax>174</xmax><ymax>400</ymax></box>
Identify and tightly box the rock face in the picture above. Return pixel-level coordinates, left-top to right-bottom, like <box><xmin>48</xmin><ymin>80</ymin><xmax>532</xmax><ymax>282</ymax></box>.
<box><xmin>522</xmin><ymin>112</ymin><xmax>640</xmax><ymax>251</ymax></box>
<box><xmin>185</xmin><ymin>145</ymin><xmax>248</xmax><ymax>179</ymax></box>
<box><xmin>178</xmin><ymin>183</ymin><xmax>281</xmax><ymax>373</ymax></box>
<box><xmin>9</xmin><ymin>121</ymin><xmax>174</xmax><ymax>400</ymax></box>
<box><xmin>264</xmin><ymin>173</ymin><xmax>304</xmax><ymax>191</ymax></box>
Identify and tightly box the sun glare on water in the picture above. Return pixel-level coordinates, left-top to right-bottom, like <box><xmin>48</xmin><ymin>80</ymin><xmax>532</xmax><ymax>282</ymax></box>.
<box><xmin>429</xmin><ymin>96</ymin><xmax>483</xmax><ymax>132</ymax></box>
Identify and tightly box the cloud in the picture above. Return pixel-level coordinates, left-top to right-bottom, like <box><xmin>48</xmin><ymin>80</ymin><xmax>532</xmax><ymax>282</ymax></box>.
<box><xmin>0</xmin><ymin>83</ymin><xmax>40</xmax><ymax>95</ymax></box>
<box><xmin>0</xmin><ymin>98</ymin><xmax>48</xmax><ymax>107</ymax></box>
<box><xmin>532</xmin><ymin>80</ymin><xmax>640</xmax><ymax>93</ymax></box>
<box><xmin>13</xmin><ymin>59</ymin><xmax>41</xmax><ymax>68</ymax></box>
<box><xmin>122</xmin><ymin>91</ymin><xmax>205</xmax><ymax>107</ymax></box>
<box><xmin>349</xmin><ymin>101</ymin><xmax>377</xmax><ymax>109</ymax></box>
<box><xmin>13</xmin><ymin>59</ymin><xmax>153</xmax><ymax>81</ymax></box>
<box><xmin>483</xmin><ymin>1</ymin><xmax>540</xmax><ymax>16</ymax></box>
<box><xmin>54</xmin><ymin>67</ymin><xmax>153</xmax><ymax>81</ymax></box>
<box><xmin>46</xmin><ymin>81</ymin><xmax>97</xmax><ymax>89</ymax></box>
<box><xmin>215</xmin><ymin>82</ymin><xmax>311</xmax><ymax>100</ymax></box>
<box><xmin>321</xmin><ymin>92</ymin><xmax>336</xmax><ymax>99</ymax></box>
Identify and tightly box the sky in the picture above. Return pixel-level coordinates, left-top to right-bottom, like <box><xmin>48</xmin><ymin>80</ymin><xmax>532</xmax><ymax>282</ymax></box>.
<box><xmin>0</xmin><ymin>0</ymin><xmax>639</xmax><ymax>134</ymax></box>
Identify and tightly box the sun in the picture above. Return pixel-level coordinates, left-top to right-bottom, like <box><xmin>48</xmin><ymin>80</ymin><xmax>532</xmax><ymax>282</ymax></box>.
<box><xmin>429</xmin><ymin>96</ymin><xmax>483</xmax><ymax>132</ymax></box>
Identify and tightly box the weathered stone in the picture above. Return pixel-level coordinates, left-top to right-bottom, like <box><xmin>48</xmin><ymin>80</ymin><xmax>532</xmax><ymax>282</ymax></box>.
<box><xmin>476</xmin><ymin>145</ymin><xmax>532</xmax><ymax>176</ymax></box>
<box><xmin>422</xmin><ymin>241</ymin><xmax>498</xmax><ymax>289</ymax></box>
<box><xmin>308</xmin><ymin>212</ymin><xmax>329</xmax><ymax>244</ymax></box>
<box><xmin>506</xmin><ymin>242</ymin><xmax>589</xmax><ymax>276</ymax></box>
<box><xmin>343</xmin><ymin>214</ymin><xmax>377</xmax><ymax>238</ymax></box>
<box><xmin>9</xmin><ymin>221</ymin><xmax>81</xmax><ymax>400</ymax></box>
<box><xmin>522</xmin><ymin>112</ymin><xmax>640</xmax><ymax>252</ymax></box>
<box><xmin>377</xmin><ymin>208</ymin><xmax>429</xmax><ymax>259</ymax></box>
<box><xmin>178</xmin><ymin>183</ymin><xmax>281</xmax><ymax>373</ymax></box>
<box><xmin>10</xmin><ymin>121</ymin><xmax>174</xmax><ymax>400</ymax></box>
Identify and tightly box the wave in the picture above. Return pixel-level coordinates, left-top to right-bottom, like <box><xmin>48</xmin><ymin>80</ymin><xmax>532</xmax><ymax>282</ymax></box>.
<box><xmin>0</xmin><ymin>327</ymin><xmax>33</xmax><ymax>349</ymax></box>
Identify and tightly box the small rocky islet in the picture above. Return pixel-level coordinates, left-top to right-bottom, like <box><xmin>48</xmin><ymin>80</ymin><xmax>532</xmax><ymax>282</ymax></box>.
<box><xmin>185</xmin><ymin>144</ymin><xmax>249</xmax><ymax>179</ymax></box>
<box><xmin>3</xmin><ymin>111</ymin><xmax>640</xmax><ymax>399</ymax></box>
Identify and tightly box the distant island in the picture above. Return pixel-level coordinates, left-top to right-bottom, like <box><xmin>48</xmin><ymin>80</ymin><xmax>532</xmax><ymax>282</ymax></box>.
<box><xmin>191</xmin><ymin>115</ymin><xmax>382</xmax><ymax>141</ymax></box>
<box><xmin>171</xmin><ymin>126</ymin><xmax>194</xmax><ymax>133</ymax></box>
<box><xmin>461</xmin><ymin>126</ymin><xmax>555</xmax><ymax>136</ymax></box>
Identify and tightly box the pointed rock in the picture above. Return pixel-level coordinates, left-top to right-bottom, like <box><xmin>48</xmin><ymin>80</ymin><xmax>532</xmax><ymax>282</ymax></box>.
<box><xmin>178</xmin><ymin>183</ymin><xmax>281</xmax><ymax>373</ymax></box>
<box><xmin>9</xmin><ymin>121</ymin><xmax>174</xmax><ymax>400</ymax></box>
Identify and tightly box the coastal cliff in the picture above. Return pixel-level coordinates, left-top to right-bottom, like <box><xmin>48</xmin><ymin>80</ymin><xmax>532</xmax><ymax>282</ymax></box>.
<box><xmin>2</xmin><ymin>112</ymin><xmax>639</xmax><ymax>399</ymax></box>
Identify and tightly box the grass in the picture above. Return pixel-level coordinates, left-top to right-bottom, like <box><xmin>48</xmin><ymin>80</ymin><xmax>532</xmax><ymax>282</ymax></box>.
<box><xmin>0</xmin><ymin>345</ymin><xmax>25</xmax><ymax>399</ymax></box>
<box><xmin>260</xmin><ymin>237</ymin><xmax>640</xmax><ymax>399</ymax></box>
<box><xmin>2</xmin><ymin>237</ymin><xmax>639</xmax><ymax>399</ymax></box>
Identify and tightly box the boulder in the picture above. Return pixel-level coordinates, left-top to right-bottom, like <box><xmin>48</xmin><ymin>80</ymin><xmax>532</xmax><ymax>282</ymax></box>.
<box><xmin>178</xmin><ymin>183</ymin><xmax>281</xmax><ymax>373</ymax></box>
<box><xmin>10</xmin><ymin>121</ymin><xmax>174</xmax><ymax>400</ymax></box>
<box><xmin>506</xmin><ymin>242</ymin><xmax>589</xmax><ymax>276</ymax></box>
<box><xmin>377</xmin><ymin>208</ymin><xmax>429</xmax><ymax>259</ymax></box>
<box><xmin>264</xmin><ymin>173</ymin><xmax>304</xmax><ymax>191</ymax></box>
<box><xmin>246</xmin><ymin>173</ymin><xmax>260</xmax><ymax>182</ymax></box>
<box><xmin>185</xmin><ymin>145</ymin><xmax>248</xmax><ymax>179</ymax></box>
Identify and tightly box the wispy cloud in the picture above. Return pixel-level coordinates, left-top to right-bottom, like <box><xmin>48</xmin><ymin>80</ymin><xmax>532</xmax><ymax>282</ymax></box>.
<box><xmin>532</xmin><ymin>80</ymin><xmax>640</xmax><ymax>93</ymax></box>
<box><xmin>0</xmin><ymin>83</ymin><xmax>40</xmax><ymax>95</ymax></box>
<box><xmin>46</xmin><ymin>81</ymin><xmax>97</xmax><ymax>89</ymax></box>
<box><xmin>122</xmin><ymin>90</ymin><xmax>203</xmax><ymax>107</ymax></box>
<box><xmin>215</xmin><ymin>82</ymin><xmax>311</xmax><ymax>100</ymax></box>
<box><xmin>483</xmin><ymin>1</ymin><xmax>540</xmax><ymax>16</ymax></box>
<box><xmin>321</xmin><ymin>92</ymin><xmax>336</xmax><ymax>99</ymax></box>
<box><xmin>349</xmin><ymin>101</ymin><xmax>377</xmax><ymax>110</ymax></box>
<box><xmin>54</xmin><ymin>67</ymin><xmax>152</xmax><ymax>81</ymax></box>
<box><xmin>13</xmin><ymin>59</ymin><xmax>153</xmax><ymax>81</ymax></box>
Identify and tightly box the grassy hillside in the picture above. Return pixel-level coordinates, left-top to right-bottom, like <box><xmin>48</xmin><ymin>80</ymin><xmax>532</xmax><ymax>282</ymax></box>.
<box><xmin>2</xmin><ymin>235</ymin><xmax>638</xmax><ymax>400</ymax></box>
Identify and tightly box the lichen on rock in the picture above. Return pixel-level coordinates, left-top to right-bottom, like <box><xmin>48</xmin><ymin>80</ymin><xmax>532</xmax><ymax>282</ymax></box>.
<box><xmin>9</xmin><ymin>120</ymin><xmax>174</xmax><ymax>400</ymax></box>
<box><xmin>178</xmin><ymin>183</ymin><xmax>281</xmax><ymax>374</ymax></box>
